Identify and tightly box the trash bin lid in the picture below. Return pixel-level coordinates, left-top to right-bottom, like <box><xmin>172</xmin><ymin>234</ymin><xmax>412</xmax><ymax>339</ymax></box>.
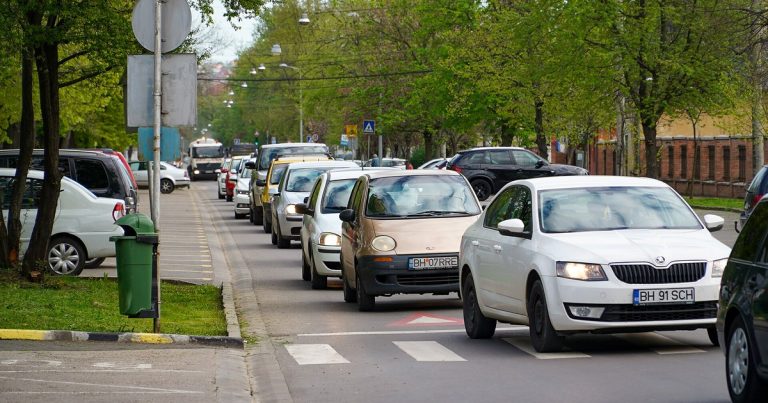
<box><xmin>114</xmin><ymin>213</ymin><xmax>155</xmax><ymax>236</ymax></box>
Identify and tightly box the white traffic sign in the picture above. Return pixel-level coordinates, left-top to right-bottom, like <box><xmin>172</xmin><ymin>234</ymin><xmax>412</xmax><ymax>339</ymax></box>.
<box><xmin>132</xmin><ymin>0</ymin><xmax>191</xmax><ymax>53</ymax></box>
<box><xmin>363</xmin><ymin>120</ymin><xmax>375</xmax><ymax>134</ymax></box>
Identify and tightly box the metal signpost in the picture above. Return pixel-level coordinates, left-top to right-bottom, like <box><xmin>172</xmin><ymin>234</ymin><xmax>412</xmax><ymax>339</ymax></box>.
<box><xmin>363</xmin><ymin>120</ymin><xmax>380</xmax><ymax>162</ymax></box>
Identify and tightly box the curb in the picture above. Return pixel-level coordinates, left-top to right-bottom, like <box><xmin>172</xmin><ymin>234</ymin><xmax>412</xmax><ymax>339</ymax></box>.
<box><xmin>0</xmin><ymin>328</ymin><xmax>243</xmax><ymax>348</ymax></box>
<box><xmin>690</xmin><ymin>205</ymin><xmax>742</xmax><ymax>213</ymax></box>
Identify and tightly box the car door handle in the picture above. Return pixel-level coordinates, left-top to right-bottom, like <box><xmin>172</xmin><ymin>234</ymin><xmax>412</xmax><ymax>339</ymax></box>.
<box><xmin>493</xmin><ymin>245</ymin><xmax>503</xmax><ymax>252</ymax></box>
<box><xmin>471</xmin><ymin>240</ymin><xmax>479</xmax><ymax>246</ymax></box>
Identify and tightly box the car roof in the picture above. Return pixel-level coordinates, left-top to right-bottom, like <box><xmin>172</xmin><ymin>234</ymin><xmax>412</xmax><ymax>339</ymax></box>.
<box><xmin>271</xmin><ymin>156</ymin><xmax>330</xmax><ymax>166</ymax></box>
<box><xmin>0</xmin><ymin>167</ymin><xmax>78</xmax><ymax>185</ymax></box>
<box><xmin>260</xmin><ymin>143</ymin><xmax>327</xmax><ymax>149</ymax></box>
<box><xmin>463</xmin><ymin>146</ymin><xmax>526</xmax><ymax>152</ymax></box>
<box><xmin>516</xmin><ymin>175</ymin><xmax>668</xmax><ymax>191</ymax></box>
<box><xmin>326</xmin><ymin>167</ymin><xmax>400</xmax><ymax>180</ymax></box>
<box><xmin>0</xmin><ymin>148</ymin><xmax>112</xmax><ymax>159</ymax></box>
<box><xmin>285</xmin><ymin>161</ymin><xmax>359</xmax><ymax>170</ymax></box>
<box><xmin>363</xmin><ymin>169</ymin><xmax>462</xmax><ymax>180</ymax></box>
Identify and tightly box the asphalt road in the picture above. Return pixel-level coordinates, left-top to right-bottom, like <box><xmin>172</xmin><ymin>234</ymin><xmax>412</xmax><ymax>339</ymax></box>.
<box><xmin>200</xmin><ymin>180</ymin><xmax>737</xmax><ymax>403</ymax></box>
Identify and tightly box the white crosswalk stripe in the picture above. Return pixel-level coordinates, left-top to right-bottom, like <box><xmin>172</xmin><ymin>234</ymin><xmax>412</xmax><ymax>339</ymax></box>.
<box><xmin>392</xmin><ymin>341</ymin><xmax>466</xmax><ymax>362</ymax></box>
<box><xmin>284</xmin><ymin>344</ymin><xmax>349</xmax><ymax>365</ymax></box>
<box><xmin>501</xmin><ymin>337</ymin><xmax>591</xmax><ymax>359</ymax></box>
<box><xmin>613</xmin><ymin>333</ymin><xmax>707</xmax><ymax>355</ymax></box>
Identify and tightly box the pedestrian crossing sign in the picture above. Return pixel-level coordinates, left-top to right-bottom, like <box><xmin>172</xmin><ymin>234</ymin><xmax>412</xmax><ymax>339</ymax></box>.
<box><xmin>363</xmin><ymin>120</ymin><xmax>375</xmax><ymax>134</ymax></box>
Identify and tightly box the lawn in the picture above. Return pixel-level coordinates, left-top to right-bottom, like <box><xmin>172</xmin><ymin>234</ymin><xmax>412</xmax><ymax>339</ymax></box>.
<box><xmin>0</xmin><ymin>274</ymin><xmax>227</xmax><ymax>336</ymax></box>
<box><xmin>684</xmin><ymin>196</ymin><xmax>744</xmax><ymax>211</ymax></box>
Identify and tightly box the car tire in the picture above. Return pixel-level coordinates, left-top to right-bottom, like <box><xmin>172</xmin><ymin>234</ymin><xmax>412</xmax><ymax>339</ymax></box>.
<box><xmin>226</xmin><ymin>194</ymin><xmax>233</xmax><ymax>202</ymax></box>
<box><xmin>310</xmin><ymin>252</ymin><xmax>327</xmax><ymax>290</ymax></box>
<box><xmin>253</xmin><ymin>206</ymin><xmax>263</xmax><ymax>225</ymax></box>
<box><xmin>527</xmin><ymin>280</ymin><xmax>564</xmax><ymax>353</ymax></box>
<box><xmin>160</xmin><ymin>178</ymin><xmax>174</xmax><ymax>194</ymax></box>
<box><xmin>249</xmin><ymin>208</ymin><xmax>254</xmax><ymax>223</ymax></box>
<box><xmin>276</xmin><ymin>224</ymin><xmax>290</xmax><ymax>249</ymax></box>
<box><xmin>301</xmin><ymin>242</ymin><xmax>311</xmax><ymax>281</ymax></box>
<box><xmin>726</xmin><ymin>316</ymin><xmax>768</xmax><ymax>403</ymax></box>
<box><xmin>84</xmin><ymin>257</ymin><xmax>106</xmax><ymax>269</ymax></box>
<box><xmin>218</xmin><ymin>187</ymin><xmax>225</xmax><ymax>200</ymax></box>
<box><xmin>707</xmin><ymin>326</ymin><xmax>719</xmax><ymax>347</ymax></box>
<box><xmin>463</xmin><ymin>275</ymin><xmax>496</xmax><ymax>339</ymax></box>
<box><xmin>263</xmin><ymin>210</ymin><xmax>272</xmax><ymax>233</ymax></box>
<box><xmin>470</xmin><ymin>178</ymin><xmax>493</xmax><ymax>202</ymax></box>
<box><xmin>271</xmin><ymin>224</ymin><xmax>277</xmax><ymax>245</ymax></box>
<box><xmin>47</xmin><ymin>236</ymin><xmax>86</xmax><ymax>276</ymax></box>
<box><xmin>342</xmin><ymin>256</ymin><xmax>357</xmax><ymax>303</ymax></box>
<box><xmin>356</xmin><ymin>270</ymin><xmax>375</xmax><ymax>312</ymax></box>
<box><xmin>235</xmin><ymin>211</ymin><xmax>245</xmax><ymax>219</ymax></box>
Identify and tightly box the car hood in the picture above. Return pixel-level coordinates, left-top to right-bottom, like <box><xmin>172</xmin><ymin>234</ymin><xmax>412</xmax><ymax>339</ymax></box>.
<box><xmin>547</xmin><ymin>164</ymin><xmax>588</xmax><ymax>175</ymax></box>
<box><xmin>372</xmin><ymin>215</ymin><xmax>479</xmax><ymax>255</ymax></box>
<box><xmin>543</xmin><ymin>229</ymin><xmax>731</xmax><ymax>264</ymax></box>
<box><xmin>236</xmin><ymin>178</ymin><xmax>250</xmax><ymax>190</ymax></box>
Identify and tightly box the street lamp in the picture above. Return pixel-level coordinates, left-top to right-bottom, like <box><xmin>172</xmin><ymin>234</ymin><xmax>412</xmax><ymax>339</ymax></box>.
<box><xmin>280</xmin><ymin>63</ymin><xmax>303</xmax><ymax>143</ymax></box>
<box><xmin>258</xmin><ymin>63</ymin><xmax>266</xmax><ymax>71</ymax></box>
<box><xmin>250</xmin><ymin>67</ymin><xmax>258</xmax><ymax>75</ymax></box>
<box><xmin>298</xmin><ymin>12</ymin><xmax>310</xmax><ymax>25</ymax></box>
<box><xmin>271</xmin><ymin>44</ymin><xmax>282</xmax><ymax>56</ymax></box>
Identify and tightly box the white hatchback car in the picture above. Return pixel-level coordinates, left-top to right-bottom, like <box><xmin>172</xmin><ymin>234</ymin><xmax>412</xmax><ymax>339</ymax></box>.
<box><xmin>233</xmin><ymin>162</ymin><xmax>252</xmax><ymax>219</ymax></box>
<box><xmin>1</xmin><ymin>168</ymin><xmax>125</xmax><ymax>276</ymax></box>
<box><xmin>129</xmin><ymin>161</ymin><xmax>190</xmax><ymax>194</ymax></box>
<box><xmin>460</xmin><ymin>176</ymin><xmax>731</xmax><ymax>352</ymax></box>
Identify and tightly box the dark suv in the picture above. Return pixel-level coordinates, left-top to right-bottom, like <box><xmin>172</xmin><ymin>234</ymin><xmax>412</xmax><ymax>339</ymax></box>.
<box><xmin>447</xmin><ymin>147</ymin><xmax>588</xmax><ymax>201</ymax></box>
<box><xmin>717</xmin><ymin>198</ymin><xmax>768</xmax><ymax>402</ymax></box>
<box><xmin>0</xmin><ymin>149</ymin><xmax>138</xmax><ymax>213</ymax></box>
<box><xmin>738</xmin><ymin>164</ymin><xmax>768</xmax><ymax>231</ymax></box>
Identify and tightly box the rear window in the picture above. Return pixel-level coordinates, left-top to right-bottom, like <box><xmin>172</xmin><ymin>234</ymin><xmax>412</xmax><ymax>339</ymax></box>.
<box><xmin>322</xmin><ymin>178</ymin><xmax>357</xmax><ymax>213</ymax></box>
<box><xmin>748</xmin><ymin>166</ymin><xmax>768</xmax><ymax>193</ymax></box>
<box><xmin>258</xmin><ymin>145</ymin><xmax>329</xmax><ymax>170</ymax></box>
<box><xmin>75</xmin><ymin>159</ymin><xmax>109</xmax><ymax>190</ymax></box>
<box><xmin>0</xmin><ymin>177</ymin><xmax>43</xmax><ymax>209</ymax></box>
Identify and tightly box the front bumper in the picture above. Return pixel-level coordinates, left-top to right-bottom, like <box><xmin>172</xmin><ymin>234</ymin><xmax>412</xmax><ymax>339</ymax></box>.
<box><xmin>277</xmin><ymin>212</ymin><xmax>303</xmax><ymax>240</ymax></box>
<box><xmin>543</xmin><ymin>275</ymin><xmax>720</xmax><ymax>332</ymax></box>
<box><xmin>312</xmin><ymin>244</ymin><xmax>341</xmax><ymax>277</ymax></box>
<box><xmin>234</xmin><ymin>193</ymin><xmax>250</xmax><ymax>214</ymax></box>
<box><xmin>356</xmin><ymin>254</ymin><xmax>459</xmax><ymax>296</ymax></box>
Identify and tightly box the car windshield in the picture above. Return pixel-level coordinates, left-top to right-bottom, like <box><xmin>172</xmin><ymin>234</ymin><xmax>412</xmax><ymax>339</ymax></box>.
<box><xmin>365</xmin><ymin>175</ymin><xmax>481</xmax><ymax>218</ymax></box>
<box><xmin>285</xmin><ymin>167</ymin><xmax>337</xmax><ymax>192</ymax></box>
<box><xmin>539</xmin><ymin>186</ymin><xmax>702</xmax><ymax>233</ymax></box>
<box><xmin>192</xmin><ymin>146</ymin><xmax>224</xmax><ymax>158</ymax></box>
<box><xmin>230</xmin><ymin>159</ymin><xmax>243</xmax><ymax>172</ymax></box>
<box><xmin>322</xmin><ymin>178</ymin><xmax>356</xmax><ymax>213</ymax></box>
<box><xmin>258</xmin><ymin>146</ymin><xmax>329</xmax><ymax>170</ymax></box>
<box><xmin>240</xmin><ymin>168</ymin><xmax>251</xmax><ymax>178</ymax></box>
<box><xmin>270</xmin><ymin>165</ymin><xmax>288</xmax><ymax>185</ymax></box>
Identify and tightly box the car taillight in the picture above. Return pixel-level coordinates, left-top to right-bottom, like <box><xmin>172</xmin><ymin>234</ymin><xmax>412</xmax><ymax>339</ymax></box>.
<box><xmin>112</xmin><ymin>203</ymin><xmax>125</xmax><ymax>222</ymax></box>
<box><xmin>451</xmin><ymin>165</ymin><xmax>462</xmax><ymax>174</ymax></box>
<box><xmin>752</xmin><ymin>193</ymin><xmax>764</xmax><ymax>208</ymax></box>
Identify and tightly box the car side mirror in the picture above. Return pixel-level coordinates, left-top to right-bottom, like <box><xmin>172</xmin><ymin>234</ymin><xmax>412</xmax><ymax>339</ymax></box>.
<box><xmin>215</xmin><ymin>169</ymin><xmax>221</xmax><ymax>174</ymax></box>
<box><xmin>296</xmin><ymin>203</ymin><xmax>313</xmax><ymax>216</ymax></box>
<box><xmin>256</xmin><ymin>179</ymin><xmax>266</xmax><ymax>187</ymax></box>
<box><xmin>339</xmin><ymin>209</ymin><xmax>356</xmax><ymax>223</ymax></box>
<box><xmin>245</xmin><ymin>161</ymin><xmax>256</xmax><ymax>169</ymax></box>
<box><xmin>268</xmin><ymin>187</ymin><xmax>279</xmax><ymax>196</ymax></box>
<box><xmin>303</xmin><ymin>196</ymin><xmax>309</xmax><ymax>204</ymax></box>
<box><xmin>498</xmin><ymin>218</ymin><xmax>526</xmax><ymax>237</ymax></box>
<box><xmin>703</xmin><ymin>214</ymin><xmax>724</xmax><ymax>232</ymax></box>
<box><xmin>535</xmin><ymin>160</ymin><xmax>546</xmax><ymax>169</ymax></box>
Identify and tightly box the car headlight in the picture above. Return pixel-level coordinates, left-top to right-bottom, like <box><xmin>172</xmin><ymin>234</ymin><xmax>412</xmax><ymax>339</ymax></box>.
<box><xmin>286</xmin><ymin>204</ymin><xmax>297</xmax><ymax>215</ymax></box>
<box><xmin>237</xmin><ymin>189</ymin><xmax>249</xmax><ymax>195</ymax></box>
<box><xmin>193</xmin><ymin>169</ymin><xmax>200</xmax><ymax>175</ymax></box>
<box><xmin>319</xmin><ymin>232</ymin><xmax>341</xmax><ymax>246</ymax></box>
<box><xmin>712</xmin><ymin>258</ymin><xmax>728</xmax><ymax>277</ymax></box>
<box><xmin>556</xmin><ymin>262</ymin><xmax>607</xmax><ymax>281</ymax></box>
<box><xmin>372</xmin><ymin>235</ymin><xmax>396</xmax><ymax>252</ymax></box>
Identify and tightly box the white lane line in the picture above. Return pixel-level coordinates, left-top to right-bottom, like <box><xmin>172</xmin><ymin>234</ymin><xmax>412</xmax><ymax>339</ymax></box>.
<box><xmin>614</xmin><ymin>333</ymin><xmax>706</xmax><ymax>355</ymax></box>
<box><xmin>0</xmin><ymin>369</ymin><xmax>202</xmax><ymax>374</ymax></box>
<box><xmin>284</xmin><ymin>344</ymin><xmax>349</xmax><ymax>365</ymax></box>
<box><xmin>160</xmin><ymin>269</ymin><xmax>213</xmax><ymax>274</ymax></box>
<box><xmin>393</xmin><ymin>341</ymin><xmax>466</xmax><ymax>362</ymax></box>
<box><xmin>502</xmin><ymin>337</ymin><xmax>591</xmax><ymax>359</ymax></box>
<box><xmin>2</xmin><ymin>392</ymin><xmax>202</xmax><ymax>395</ymax></box>
<box><xmin>297</xmin><ymin>326</ymin><xmax>526</xmax><ymax>337</ymax></box>
<box><xmin>0</xmin><ymin>376</ymin><xmax>203</xmax><ymax>394</ymax></box>
<box><xmin>157</xmin><ymin>263</ymin><xmax>212</xmax><ymax>268</ymax></box>
<box><xmin>162</xmin><ymin>277</ymin><xmax>212</xmax><ymax>281</ymax></box>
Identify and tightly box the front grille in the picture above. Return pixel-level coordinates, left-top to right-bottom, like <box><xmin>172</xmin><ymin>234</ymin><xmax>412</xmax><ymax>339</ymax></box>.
<box><xmin>290</xmin><ymin>227</ymin><xmax>301</xmax><ymax>236</ymax></box>
<box><xmin>597</xmin><ymin>301</ymin><xmax>717</xmax><ymax>322</ymax></box>
<box><xmin>196</xmin><ymin>162</ymin><xmax>219</xmax><ymax>171</ymax></box>
<box><xmin>611</xmin><ymin>262</ymin><xmax>707</xmax><ymax>284</ymax></box>
<box><xmin>323</xmin><ymin>261</ymin><xmax>341</xmax><ymax>271</ymax></box>
<box><xmin>393</xmin><ymin>273</ymin><xmax>459</xmax><ymax>286</ymax></box>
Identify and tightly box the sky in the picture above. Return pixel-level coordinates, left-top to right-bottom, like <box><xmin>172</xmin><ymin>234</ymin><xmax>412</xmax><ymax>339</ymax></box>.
<box><xmin>194</xmin><ymin>0</ymin><xmax>259</xmax><ymax>63</ymax></box>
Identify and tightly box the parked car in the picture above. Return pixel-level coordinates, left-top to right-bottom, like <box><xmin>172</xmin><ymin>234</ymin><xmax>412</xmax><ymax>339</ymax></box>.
<box><xmin>216</xmin><ymin>158</ymin><xmax>232</xmax><ymax>200</ymax></box>
<box><xmin>418</xmin><ymin>158</ymin><xmax>449</xmax><ymax>170</ymax></box>
<box><xmin>129</xmin><ymin>161</ymin><xmax>190</xmax><ymax>194</ymax></box>
<box><xmin>233</xmin><ymin>162</ymin><xmax>252</xmax><ymax>219</ymax></box>
<box><xmin>226</xmin><ymin>156</ymin><xmax>246</xmax><ymax>202</ymax></box>
<box><xmin>246</xmin><ymin>143</ymin><xmax>329</xmax><ymax>225</ymax></box>
<box><xmin>90</xmin><ymin>148</ymin><xmax>139</xmax><ymax>191</ymax></box>
<box><xmin>738</xmin><ymin>164</ymin><xmax>768</xmax><ymax>232</ymax></box>
<box><xmin>364</xmin><ymin>157</ymin><xmax>407</xmax><ymax>169</ymax></box>
<box><xmin>717</xmin><ymin>198</ymin><xmax>768</xmax><ymax>402</ymax></box>
<box><xmin>271</xmin><ymin>160</ymin><xmax>358</xmax><ymax>249</ymax></box>
<box><xmin>339</xmin><ymin>170</ymin><xmax>482</xmax><ymax>311</ymax></box>
<box><xmin>0</xmin><ymin>168</ymin><xmax>125</xmax><ymax>276</ymax></box>
<box><xmin>446</xmin><ymin>147</ymin><xmax>588</xmax><ymax>201</ymax></box>
<box><xmin>0</xmin><ymin>149</ymin><xmax>138</xmax><ymax>214</ymax></box>
<box><xmin>460</xmin><ymin>175</ymin><xmax>729</xmax><ymax>352</ymax></box>
<box><xmin>296</xmin><ymin>168</ymin><xmax>392</xmax><ymax>289</ymax></box>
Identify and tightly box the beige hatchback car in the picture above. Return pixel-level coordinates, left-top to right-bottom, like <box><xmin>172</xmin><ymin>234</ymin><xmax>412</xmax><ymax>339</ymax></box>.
<box><xmin>339</xmin><ymin>170</ymin><xmax>482</xmax><ymax>311</ymax></box>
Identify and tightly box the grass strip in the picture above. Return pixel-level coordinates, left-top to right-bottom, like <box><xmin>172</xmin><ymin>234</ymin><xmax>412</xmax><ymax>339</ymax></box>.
<box><xmin>684</xmin><ymin>196</ymin><xmax>743</xmax><ymax>211</ymax></box>
<box><xmin>0</xmin><ymin>274</ymin><xmax>226</xmax><ymax>336</ymax></box>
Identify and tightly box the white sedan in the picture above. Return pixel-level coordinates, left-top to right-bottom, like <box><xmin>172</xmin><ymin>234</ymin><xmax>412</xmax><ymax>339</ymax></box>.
<box><xmin>459</xmin><ymin>175</ymin><xmax>731</xmax><ymax>352</ymax></box>
<box><xmin>233</xmin><ymin>165</ymin><xmax>251</xmax><ymax>219</ymax></box>
<box><xmin>129</xmin><ymin>161</ymin><xmax>190</xmax><ymax>194</ymax></box>
<box><xmin>1</xmin><ymin>168</ymin><xmax>125</xmax><ymax>276</ymax></box>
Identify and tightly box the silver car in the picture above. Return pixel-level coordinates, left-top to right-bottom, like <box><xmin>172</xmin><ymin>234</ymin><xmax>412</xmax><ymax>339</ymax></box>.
<box><xmin>271</xmin><ymin>160</ymin><xmax>358</xmax><ymax>249</ymax></box>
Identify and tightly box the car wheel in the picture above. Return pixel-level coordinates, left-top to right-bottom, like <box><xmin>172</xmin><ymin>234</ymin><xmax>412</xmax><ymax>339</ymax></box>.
<box><xmin>263</xmin><ymin>210</ymin><xmax>272</xmax><ymax>233</ymax></box>
<box><xmin>47</xmin><ymin>236</ymin><xmax>85</xmax><ymax>276</ymax></box>
<box><xmin>226</xmin><ymin>194</ymin><xmax>233</xmax><ymax>202</ymax></box>
<box><xmin>356</xmin><ymin>270</ymin><xmax>375</xmax><ymax>311</ymax></box>
<box><xmin>271</xmin><ymin>224</ymin><xmax>277</xmax><ymax>245</ymax></box>
<box><xmin>470</xmin><ymin>179</ymin><xmax>493</xmax><ymax>201</ymax></box>
<box><xmin>527</xmin><ymin>280</ymin><xmax>564</xmax><ymax>353</ymax></box>
<box><xmin>463</xmin><ymin>274</ymin><xmax>496</xmax><ymax>339</ymax></box>
<box><xmin>727</xmin><ymin>316</ymin><xmax>768</xmax><ymax>402</ymax></box>
<box><xmin>235</xmin><ymin>211</ymin><xmax>245</xmax><ymax>219</ymax></box>
<box><xmin>253</xmin><ymin>205</ymin><xmax>263</xmax><ymax>225</ymax></box>
<box><xmin>342</xmin><ymin>254</ymin><xmax>357</xmax><ymax>303</ymax></box>
<box><xmin>160</xmin><ymin>178</ymin><xmax>174</xmax><ymax>194</ymax></box>
<box><xmin>276</xmin><ymin>223</ymin><xmax>290</xmax><ymax>249</ymax></box>
<box><xmin>707</xmin><ymin>326</ymin><xmax>719</xmax><ymax>347</ymax></box>
<box><xmin>301</xmin><ymin>242</ymin><xmax>311</xmax><ymax>281</ymax></box>
<box><xmin>84</xmin><ymin>257</ymin><xmax>106</xmax><ymax>269</ymax></box>
<box><xmin>249</xmin><ymin>208</ymin><xmax>254</xmax><ymax>223</ymax></box>
<box><xmin>310</xmin><ymin>252</ymin><xmax>327</xmax><ymax>290</ymax></box>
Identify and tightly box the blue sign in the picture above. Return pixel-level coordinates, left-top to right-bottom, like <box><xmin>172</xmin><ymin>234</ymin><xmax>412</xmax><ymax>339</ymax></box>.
<box><xmin>363</xmin><ymin>120</ymin><xmax>375</xmax><ymax>134</ymax></box>
<box><xmin>137</xmin><ymin>127</ymin><xmax>181</xmax><ymax>161</ymax></box>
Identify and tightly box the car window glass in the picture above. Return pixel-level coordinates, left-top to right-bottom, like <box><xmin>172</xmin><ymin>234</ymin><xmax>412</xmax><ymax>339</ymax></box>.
<box><xmin>748</xmin><ymin>166</ymin><xmax>768</xmax><ymax>192</ymax></box>
<box><xmin>258</xmin><ymin>146</ymin><xmax>329</xmax><ymax>170</ymax></box>
<box><xmin>230</xmin><ymin>159</ymin><xmax>243</xmax><ymax>172</ymax></box>
<box><xmin>75</xmin><ymin>159</ymin><xmax>109</xmax><ymax>190</ymax></box>
<box><xmin>484</xmin><ymin>188</ymin><xmax>515</xmax><ymax>229</ymax></box>
<box><xmin>322</xmin><ymin>178</ymin><xmax>356</xmax><ymax>213</ymax></box>
<box><xmin>348</xmin><ymin>180</ymin><xmax>363</xmax><ymax>210</ymax></box>
<box><xmin>365</xmin><ymin>175</ymin><xmax>480</xmax><ymax>218</ymax></box>
<box><xmin>308</xmin><ymin>178</ymin><xmax>322</xmax><ymax>207</ymax></box>
<box><xmin>1</xmin><ymin>177</ymin><xmax>43</xmax><ymax>209</ymax></box>
<box><xmin>488</xmin><ymin>150</ymin><xmax>513</xmax><ymax>165</ymax></box>
<box><xmin>507</xmin><ymin>186</ymin><xmax>533</xmax><ymax>231</ymax></box>
<box><xmin>240</xmin><ymin>168</ymin><xmax>252</xmax><ymax>178</ymax></box>
<box><xmin>733</xmin><ymin>202</ymin><xmax>768</xmax><ymax>260</ymax></box>
<box><xmin>463</xmin><ymin>151</ymin><xmax>488</xmax><ymax>165</ymax></box>
<box><xmin>512</xmin><ymin>150</ymin><xmax>542</xmax><ymax>167</ymax></box>
<box><xmin>269</xmin><ymin>165</ymin><xmax>288</xmax><ymax>185</ymax></box>
<box><xmin>286</xmin><ymin>168</ymin><xmax>334</xmax><ymax>192</ymax></box>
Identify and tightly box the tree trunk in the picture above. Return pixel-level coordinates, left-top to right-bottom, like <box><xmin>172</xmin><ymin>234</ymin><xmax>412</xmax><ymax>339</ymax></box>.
<box><xmin>424</xmin><ymin>129</ymin><xmax>434</xmax><ymax>161</ymax></box>
<box><xmin>752</xmin><ymin>90</ymin><xmax>764</xmax><ymax>176</ymax></box>
<box><xmin>500</xmin><ymin>121</ymin><xmax>514</xmax><ymax>147</ymax></box>
<box><xmin>641</xmin><ymin>119</ymin><xmax>659</xmax><ymax>179</ymax></box>
<box><xmin>534</xmin><ymin>99</ymin><xmax>548</xmax><ymax>159</ymax></box>
<box><xmin>23</xmin><ymin>42</ymin><xmax>62</xmax><ymax>277</ymax></box>
<box><xmin>687</xmin><ymin>117</ymin><xmax>699</xmax><ymax>198</ymax></box>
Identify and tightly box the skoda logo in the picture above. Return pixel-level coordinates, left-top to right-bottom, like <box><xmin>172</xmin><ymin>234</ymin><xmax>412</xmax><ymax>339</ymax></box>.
<box><xmin>655</xmin><ymin>256</ymin><xmax>666</xmax><ymax>265</ymax></box>
<box><xmin>426</xmin><ymin>246</ymin><xmax>435</xmax><ymax>250</ymax></box>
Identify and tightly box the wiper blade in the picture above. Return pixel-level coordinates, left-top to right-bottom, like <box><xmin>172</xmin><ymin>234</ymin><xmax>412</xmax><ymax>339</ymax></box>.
<box><xmin>407</xmin><ymin>210</ymin><xmax>468</xmax><ymax>217</ymax></box>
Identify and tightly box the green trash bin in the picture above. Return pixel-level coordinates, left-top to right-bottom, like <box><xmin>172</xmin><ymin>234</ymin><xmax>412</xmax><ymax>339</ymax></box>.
<box><xmin>110</xmin><ymin>213</ymin><xmax>158</xmax><ymax>316</ymax></box>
